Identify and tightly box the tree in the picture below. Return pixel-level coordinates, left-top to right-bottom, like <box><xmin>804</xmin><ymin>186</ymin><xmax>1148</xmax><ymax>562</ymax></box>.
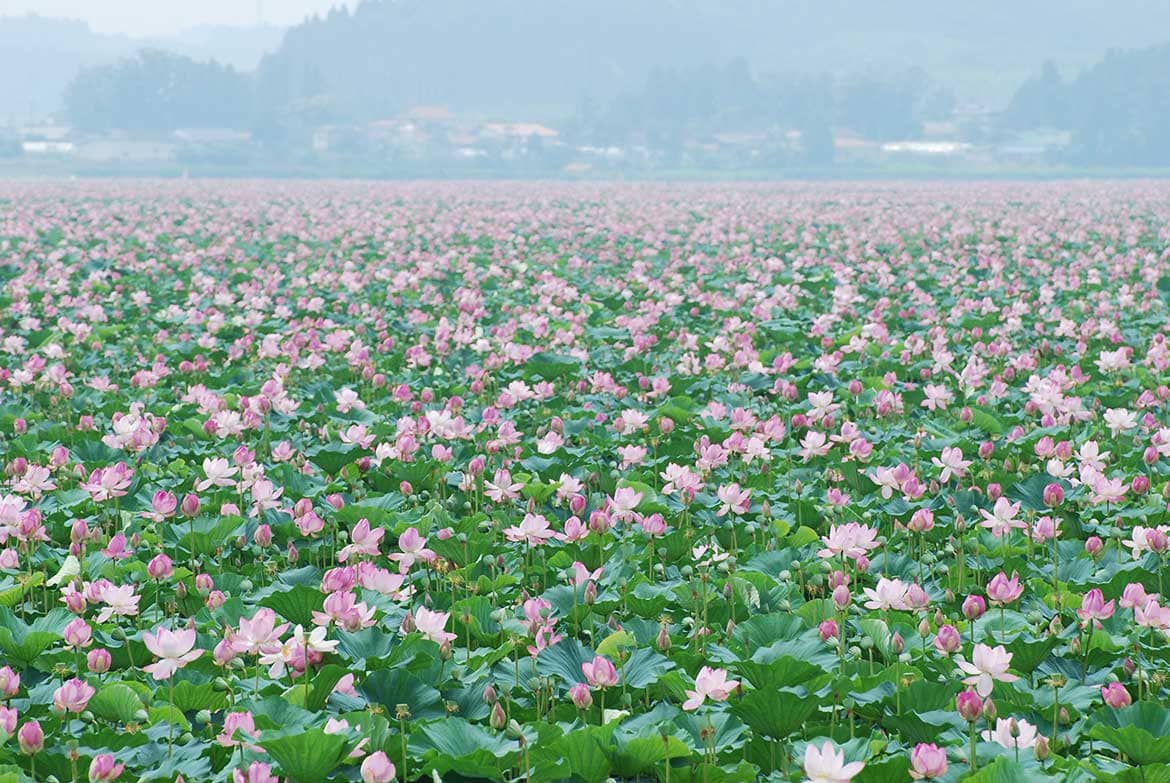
<box><xmin>64</xmin><ymin>50</ymin><xmax>252</xmax><ymax>134</ymax></box>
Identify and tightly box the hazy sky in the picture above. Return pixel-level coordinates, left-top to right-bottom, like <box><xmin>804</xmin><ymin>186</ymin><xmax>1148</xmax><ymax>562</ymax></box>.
<box><xmin>0</xmin><ymin>0</ymin><xmax>358</xmax><ymax>35</ymax></box>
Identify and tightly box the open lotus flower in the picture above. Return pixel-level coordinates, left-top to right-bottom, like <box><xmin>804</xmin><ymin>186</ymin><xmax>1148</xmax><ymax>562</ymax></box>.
<box><xmin>956</xmin><ymin>643</ymin><xmax>1019</xmax><ymax>697</ymax></box>
<box><xmin>143</xmin><ymin>626</ymin><xmax>203</xmax><ymax>679</ymax></box>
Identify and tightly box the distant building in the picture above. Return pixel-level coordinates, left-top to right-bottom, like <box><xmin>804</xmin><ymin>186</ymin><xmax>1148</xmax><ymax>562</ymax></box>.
<box><xmin>481</xmin><ymin>123</ymin><xmax>559</xmax><ymax>140</ymax></box>
<box><xmin>881</xmin><ymin>140</ymin><xmax>973</xmax><ymax>156</ymax></box>
<box><xmin>22</xmin><ymin>140</ymin><xmax>73</xmax><ymax>154</ymax></box>
<box><xmin>76</xmin><ymin>140</ymin><xmax>175</xmax><ymax>162</ymax></box>
<box><xmin>173</xmin><ymin>128</ymin><xmax>252</xmax><ymax>145</ymax></box>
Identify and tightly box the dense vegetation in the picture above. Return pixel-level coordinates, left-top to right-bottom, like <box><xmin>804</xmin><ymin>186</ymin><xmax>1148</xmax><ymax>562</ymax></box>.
<box><xmin>2</xmin><ymin>182</ymin><xmax>1170</xmax><ymax>781</ymax></box>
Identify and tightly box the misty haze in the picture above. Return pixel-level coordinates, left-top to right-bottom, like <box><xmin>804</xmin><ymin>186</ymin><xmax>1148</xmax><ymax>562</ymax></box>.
<box><xmin>1</xmin><ymin>5</ymin><xmax>1169</xmax><ymax>783</ymax></box>
<box><xmin>4</xmin><ymin>1</ymin><xmax>1170</xmax><ymax>175</ymax></box>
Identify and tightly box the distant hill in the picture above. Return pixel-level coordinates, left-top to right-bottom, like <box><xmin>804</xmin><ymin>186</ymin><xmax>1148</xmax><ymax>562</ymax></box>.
<box><xmin>253</xmin><ymin>0</ymin><xmax>1170</xmax><ymax>122</ymax></box>
<box><xmin>0</xmin><ymin>14</ymin><xmax>283</xmax><ymax>123</ymax></box>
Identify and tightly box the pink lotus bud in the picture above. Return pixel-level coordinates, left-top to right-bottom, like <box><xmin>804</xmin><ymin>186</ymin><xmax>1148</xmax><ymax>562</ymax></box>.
<box><xmin>956</xmin><ymin>691</ymin><xmax>983</xmax><ymax>722</ymax></box>
<box><xmin>907</xmin><ymin>509</ymin><xmax>934</xmax><ymax>533</ymax></box>
<box><xmin>148</xmin><ymin>554</ymin><xmax>174</xmax><ymax>580</ymax></box>
<box><xmin>962</xmin><ymin>594</ymin><xmax>986</xmax><ymax>620</ymax></box>
<box><xmin>1101</xmin><ymin>682</ymin><xmax>1132</xmax><ymax>708</ymax></box>
<box><xmin>1133</xmin><ymin>475</ymin><xmax>1151</xmax><ymax>495</ymax></box>
<box><xmin>206</xmin><ymin>590</ymin><xmax>226</xmax><ymax>610</ymax></box>
<box><xmin>152</xmin><ymin>491</ymin><xmax>178</xmax><ymax>518</ymax></box>
<box><xmin>1043</xmin><ymin>483</ymin><xmax>1064</xmax><ymax>507</ymax></box>
<box><xmin>180</xmin><ymin>493</ymin><xmax>200</xmax><ymax>517</ymax></box>
<box><xmin>978</xmin><ymin>440</ymin><xmax>994</xmax><ymax>459</ymax></box>
<box><xmin>0</xmin><ymin>666</ymin><xmax>18</xmax><ymax>697</ymax></box>
<box><xmin>1145</xmin><ymin>446</ymin><xmax>1160</xmax><ymax>465</ymax></box>
<box><xmin>986</xmin><ymin>483</ymin><xmax>1002</xmax><ymax>501</ymax></box>
<box><xmin>832</xmin><ymin>585</ymin><xmax>851</xmax><ymax>610</ymax></box>
<box><xmin>934</xmin><ymin>624</ymin><xmax>961</xmax><ymax>655</ymax></box>
<box><xmin>909</xmin><ymin>743</ymin><xmax>947</xmax><ymax>779</ymax></box>
<box><xmin>489</xmin><ymin>701</ymin><xmax>507</xmax><ymax>729</ymax></box>
<box><xmin>399</xmin><ymin>481</ymin><xmax>413</xmax><ymax>496</ymax></box>
<box><xmin>359</xmin><ymin>751</ymin><xmax>397</xmax><ymax>783</ymax></box>
<box><xmin>1085</xmin><ymin>536</ymin><xmax>1104</xmax><ymax>557</ymax></box>
<box><xmin>13</xmin><ymin>418</ymin><xmax>26</xmax><ymax>435</ymax></box>
<box><xmin>63</xmin><ymin>618</ymin><xmax>92</xmax><ymax>650</ymax></box>
<box><xmin>960</xmin><ymin>407</ymin><xmax>973</xmax><ymax>423</ymax></box>
<box><xmin>569</xmin><ymin>682</ymin><xmax>593</xmax><ymax>709</ymax></box>
<box><xmin>87</xmin><ymin>649</ymin><xmax>112</xmax><ymax>674</ymax></box>
<box><xmin>656</xmin><ymin>623</ymin><xmax>671</xmax><ymax>651</ymax></box>
<box><xmin>287</xmin><ymin>541</ymin><xmax>299</xmax><ymax>564</ymax></box>
<box><xmin>254</xmin><ymin>524</ymin><xmax>273</xmax><ymax>547</ymax></box>
<box><xmin>88</xmin><ymin>753</ymin><xmax>124</xmax><ymax>782</ymax></box>
<box><xmin>65</xmin><ymin>590</ymin><xmax>86</xmax><ymax>614</ymax></box>
<box><xmin>1150</xmin><ymin>528</ymin><xmax>1170</xmax><ymax>553</ymax></box>
<box><xmin>18</xmin><ymin>720</ymin><xmax>43</xmax><ymax>754</ymax></box>
<box><xmin>819</xmin><ymin>620</ymin><xmax>839</xmax><ymax>641</ymax></box>
<box><xmin>50</xmin><ymin>446</ymin><xmax>70</xmax><ymax>467</ymax></box>
<box><xmin>483</xmin><ymin>683</ymin><xmax>498</xmax><ymax>704</ymax></box>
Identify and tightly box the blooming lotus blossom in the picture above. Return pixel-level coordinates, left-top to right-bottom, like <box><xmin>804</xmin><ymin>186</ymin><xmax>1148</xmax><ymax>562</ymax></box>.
<box><xmin>682</xmin><ymin>666</ymin><xmax>739</xmax><ymax>710</ymax></box>
<box><xmin>609</xmin><ymin>486</ymin><xmax>643</xmax><ymax>521</ymax></box>
<box><xmin>196</xmin><ymin>457</ymin><xmax>238</xmax><ymax>491</ymax></box>
<box><xmin>978</xmin><ymin>497</ymin><xmax>1025</xmax><ymax>538</ymax></box>
<box><xmin>715</xmin><ymin>483</ymin><xmax>751</xmax><ymax>516</ymax></box>
<box><xmin>337</xmin><ymin>518</ymin><xmax>385</xmax><ymax>561</ymax></box>
<box><xmin>818</xmin><ymin>522</ymin><xmax>879</xmax><ymax>561</ymax></box>
<box><xmin>862</xmin><ymin>578</ymin><xmax>912</xmax><ymax>611</ymax></box>
<box><xmin>802</xmin><ymin>741</ymin><xmax>864</xmax><ymax>783</ymax></box>
<box><xmin>52</xmin><ymin>678</ymin><xmax>95</xmax><ymax>713</ymax></box>
<box><xmin>956</xmin><ymin>643</ymin><xmax>1019</xmax><ymax>697</ymax></box>
<box><xmin>143</xmin><ymin>626</ymin><xmax>203</xmax><ymax>679</ymax></box>
<box><xmin>413</xmin><ymin>607</ymin><xmax>456</xmax><ymax>645</ymax></box>
<box><xmin>1077</xmin><ymin>588</ymin><xmax>1116</xmax><ymax>626</ymax></box>
<box><xmin>231</xmin><ymin>608</ymin><xmax>288</xmax><ymax>655</ymax></box>
<box><xmin>504</xmin><ymin>513</ymin><xmax>557</xmax><ymax>546</ymax></box>
<box><xmin>931</xmin><ymin>446</ymin><xmax>971</xmax><ymax>483</ymax></box>
<box><xmin>389</xmin><ymin>527</ymin><xmax>435</xmax><ymax>572</ymax></box>
<box><xmin>982</xmin><ymin>717</ymin><xmax>1039</xmax><ymax>750</ymax></box>
<box><xmin>581</xmin><ymin>655</ymin><xmax>619</xmax><ymax>688</ymax></box>
<box><xmin>94</xmin><ymin>584</ymin><xmax>140</xmax><ymax>623</ymax></box>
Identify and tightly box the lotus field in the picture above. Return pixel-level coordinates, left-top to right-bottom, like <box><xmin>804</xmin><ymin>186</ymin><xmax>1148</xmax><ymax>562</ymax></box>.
<box><xmin>5</xmin><ymin>181</ymin><xmax>1170</xmax><ymax>783</ymax></box>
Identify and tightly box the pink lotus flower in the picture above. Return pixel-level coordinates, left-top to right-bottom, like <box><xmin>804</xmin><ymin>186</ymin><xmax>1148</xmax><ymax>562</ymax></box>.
<box><xmin>1077</xmin><ymin>588</ymin><xmax>1116</xmax><ymax>626</ymax></box>
<box><xmin>504</xmin><ymin>513</ymin><xmax>557</xmax><ymax>546</ymax></box>
<box><xmin>232</xmin><ymin>608</ymin><xmax>288</xmax><ymax>655</ymax></box>
<box><xmin>715</xmin><ymin>483</ymin><xmax>751</xmax><ymax>516</ymax></box>
<box><xmin>978</xmin><ymin>497</ymin><xmax>1025</xmax><ymax>538</ymax></box>
<box><xmin>609</xmin><ymin>486</ymin><xmax>643</xmax><ymax>521</ymax></box>
<box><xmin>682</xmin><ymin>666</ymin><xmax>739</xmax><ymax>710</ymax></box>
<box><xmin>88</xmin><ymin>753</ymin><xmax>124</xmax><ymax>781</ymax></box>
<box><xmin>52</xmin><ymin>678</ymin><xmax>95</xmax><ymax>713</ymax></box>
<box><xmin>818</xmin><ymin>522</ymin><xmax>879</xmax><ymax>561</ymax></box>
<box><xmin>956</xmin><ymin>643</ymin><xmax>1019</xmax><ymax>697</ymax></box>
<box><xmin>143</xmin><ymin>626</ymin><xmax>202</xmax><ymax>680</ymax></box>
<box><xmin>338</xmin><ymin>518</ymin><xmax>385</xmax><ymax>562</ymax></box>
<box><xmin>982</xmin><ymin>717</ymin><xmax>1038</xmax><ymax>749</ymax></box>
<box><xmin>413</xmin><ymin>607</ymin><xmax>456</xmax><ymax>645</ymax></box>
<box><xmin>986</xmin><ymin>571</ymin><xmax>1023</xmax><ymax>605</ymax></box>
<box><xmin>909</xmin><ymin>743</ymin><xmax>947</xmax><ymax>779</ymax></box>
<box><xmin>233</xmin><ymin>761</ymin><xmax>279</xmax><ymax>783</ymax></box>
<box><xmin>390</xmin><ymin>527</ymin><xmax>435</xmax><ymax>572</ymax></box>
<box><xmin>360</xmin><ymin>751</ymin><xmax>396</xmax><ymax>783</ymax></box>
<box><xmin>803</xmin><ymin>741</ymin><xmax>864</xmax><ymax>783</ymax></box>
<box><xmin>581</xmin><ymin>655</ymin><xmax>619</xmax><ymax>688</ymax></box>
